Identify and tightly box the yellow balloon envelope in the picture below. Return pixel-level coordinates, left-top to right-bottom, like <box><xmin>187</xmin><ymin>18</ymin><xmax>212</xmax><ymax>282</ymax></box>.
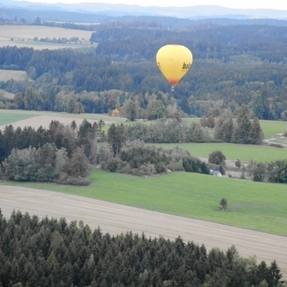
<box><xmin>156</xmin><ymin>44</ymin><xmax>193</xmax><ymax>88</ymax></box>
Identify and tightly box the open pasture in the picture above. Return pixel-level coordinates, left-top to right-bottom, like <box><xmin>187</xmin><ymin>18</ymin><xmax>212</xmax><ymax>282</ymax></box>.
<box><xmin>0</xmin><ymin>110</ymin><xmax>36</xmax><ymax>125</ymax></box>
<box><xmin>155</xmin><ymin>142</ymin><xmax>287</xmax><ymax>162</ymax></box>
<box><xmin>5</xmin><ymin>169</ymin><xmax>287</xmax><ymax>236</ymax></box>
<box><xmin>0</xmin><ymin>25</ymin><xmax>94</xmax><ymax>50</ymax></box>
<box><xmin>260</xmin><ymin>120</ymin><xmax>287</xmax><ymax>138</ymax></box>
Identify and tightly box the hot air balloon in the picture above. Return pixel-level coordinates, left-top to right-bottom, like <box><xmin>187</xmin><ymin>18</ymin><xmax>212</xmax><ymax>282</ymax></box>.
<box><xmin>156</xmin><ymin>44</ymin><xmax>193</xmax><ymax>91</ymax></box>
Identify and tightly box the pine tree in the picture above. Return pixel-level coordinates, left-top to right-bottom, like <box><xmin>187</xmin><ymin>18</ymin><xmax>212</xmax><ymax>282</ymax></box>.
<box><xmin>107</xmin><ymin>124</ymin><xmax>127</xmax><ymax>156</ymax></box>
<box><xmin>126</xmin><ymin>99</ymin><xmax>138</xmax><ymax>121</ymax></box>
<box><xmin>250</xmin><ymin>118</ymin><xmax>263</xmax><ymax>144</ymax></box>
<box><xmin>232</xmin><ymin>107</ymin><xmax>253</xmax><ymax>144</ymax></box>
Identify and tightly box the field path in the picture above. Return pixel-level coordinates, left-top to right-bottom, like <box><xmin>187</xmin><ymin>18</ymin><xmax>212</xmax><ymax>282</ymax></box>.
<box><xmin>1</xmin><ymin>185</ymin><xmax>287</xmax><ymax>276</ymax></box>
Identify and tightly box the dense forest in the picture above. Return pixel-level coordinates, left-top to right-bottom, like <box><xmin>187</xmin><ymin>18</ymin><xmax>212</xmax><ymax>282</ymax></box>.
<box><xmin>0</xmin><ymin>210</ymin><xmax>284</xmax><ymax>287</ymax></box>
<box><xmin>1</xmin><ymin>20</ymin><xmax>287</xmax><ymax>119</ymax></box>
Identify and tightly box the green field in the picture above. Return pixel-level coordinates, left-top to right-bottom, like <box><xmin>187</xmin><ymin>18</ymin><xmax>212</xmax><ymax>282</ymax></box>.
<box><xmin>0</xmin><ymin>110</ymin><xmax>35</xmax><ymax>125</ymax></box>
<box><xmin>5</xmin><ymin>169</ymin><xmax>287</xmax><ymax>236</ymax></box>
<box><xmin>155</xmin><ymin>142</ymin><xmax>287</xmax><ymax>162</ymax></box>
<box><xmin>260</xmin><ymin>120</ymin><xmax>287</xmax><ymax>138</ymax></box>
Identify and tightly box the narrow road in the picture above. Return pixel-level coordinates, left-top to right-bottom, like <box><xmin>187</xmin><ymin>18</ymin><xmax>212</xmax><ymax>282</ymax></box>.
<box><xmin>1</xmin><ymin>185</ymin><xmax>286</xmax><ymax>276</ymax></box>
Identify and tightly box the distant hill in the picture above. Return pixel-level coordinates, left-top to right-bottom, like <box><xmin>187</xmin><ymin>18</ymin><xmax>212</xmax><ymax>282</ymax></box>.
<box><xmin>3</xmin><ymin>1</ymin><xmax>287</xmax><ymax>20</ymax></box>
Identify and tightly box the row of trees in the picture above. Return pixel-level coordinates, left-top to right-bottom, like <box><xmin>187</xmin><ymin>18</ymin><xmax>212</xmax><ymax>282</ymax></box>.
<box><xmin>213</xmin><ymin>108</ymin><xmax>263</xmax><ymax>144</ymax></box>
<box><xmin>0</xmin><ymin>210</ymin><xmax>284</xmax><ymax>287</ymax></box>
<box><xmin>126</xmin><ymin>120</ymin><xmax>210</xmax><ymax>143</ymax></box>
<box><xmin>125</xmin><ymin>107</ymin><xmax>263</xmax><ymax>145</ymax></box>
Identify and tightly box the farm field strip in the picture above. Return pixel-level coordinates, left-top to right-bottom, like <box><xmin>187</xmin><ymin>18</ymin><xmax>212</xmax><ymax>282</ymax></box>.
<box><xmin>4</xmin><ymin>169</ymin><xmax>287</xmax><ymax>236</ymax></box>
<box><xmin>260</xmin><ymin>120</ymin><xmax>287</xmax><ymax>138</ymax></box>
<box><xmin>0</xmin><ymin>69</ymin><xmax>28</xmax><ymax>82</ymax></box>
<box><xmin>0</xmin><ymin>25</ymin><xmax>94</xmax><ymax>50</ymax></box>
<box><xmin>0</xmin><ymin>111</ymin><xmax>36</xmax><ymax>125</ymax></box>
<box><xmin>0</xmin><ymin>109</ymin><xmax>125</xmax><ymax>128</ymax></box>
<box><xmin>155</xmin><ymin>142</ymin><xmax>287</xmax><ymax>162</ymax></box>
<box><xmin>1</xmin><ymin>184</ymin><xmax>286</xmax><ymax>275</ymax></box>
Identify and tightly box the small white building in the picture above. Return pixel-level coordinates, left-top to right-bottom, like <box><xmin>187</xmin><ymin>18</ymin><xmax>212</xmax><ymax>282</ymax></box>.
<box><xmin>210</xmin><ymin>169</ymin><xmax>223</xmax><ymax>177</ymax></box>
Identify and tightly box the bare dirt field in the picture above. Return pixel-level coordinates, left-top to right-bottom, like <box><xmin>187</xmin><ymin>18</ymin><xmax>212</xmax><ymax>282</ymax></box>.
<box><xmin>0</xmin><ymin>69</ymin><xmax>28</xmax><ymax>82</ymax></box>
<box><xmin>0</xmin><ymin>115</ymin><xmax>98</xmax><ymax>129</ymax></box>
<box><xmin>1</xmin><ymin>185</ymin><xmax>286</xmax><ymax>276</ymax></box>
<box><xmin>0</xmin><ymin>89</ymin><xmax>15</xmax><ymax>100</ymax></box>
<box><xmin>0</xmin><ymin>25</ymin><xmax>94</xmax><ymax>50</ymax></box>
<box><xmin>0</xmin><ymin>109</ymin><xmax>126</xmax><ymax>129</ymax></box>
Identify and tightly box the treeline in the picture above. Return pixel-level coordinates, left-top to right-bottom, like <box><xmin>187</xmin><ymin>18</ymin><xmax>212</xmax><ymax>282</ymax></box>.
<box><xmin>0</xmin><ymin>120</ymin><xmax>103</xmax><ymax>161</ymax></box>
<box><xmin>14</xmin><ymin>89</ymin><xmax>180</xmax><ymax>120</ymax></box>
<box><xmin>126</xmin><ymin>107</ymin><xmax>263</xmax><ymax>145</ymax></box>
<box><xmin>0</xmin><ymin>210</ymin><xmax>284</xmax><ymax>287</ymax></box>
<box><xmin>92</xmin><ymin>24</ymin><xmax>287</xmax><ymax>62</ymax></box>
<box><xmin>2</xmin><ymin>21</ymin><xmax>287</xmax><ymax>119</ymax></box>
<box><xmin>0</xmin><ymin>120</ymin><xmax>103</xmax><ymax>184</ymax></box>
<box><xmin>127</xmin><ymin>120</ymin><xmax>210</xmax><ymax>143</ymax></box>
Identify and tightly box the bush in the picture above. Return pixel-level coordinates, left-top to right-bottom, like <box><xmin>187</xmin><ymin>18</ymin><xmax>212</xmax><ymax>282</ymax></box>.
<box><xmin>183</xmin><ymin>157</ymin><xmax>210</xmax><ymax>174</ymax></box>
<box><xmin>2</xmin><ymin>144</ymin><xmax>60</xmax><ymax>182</ymax></box>
<box><xmin>1</xmin><ymin>144</ymin><xmax>90</xmax><ymax>185</ymax></box>
<box><xmin>120</xmin><ymin>141</ymin><xmax>169</xmax><ymax>173</ymax></box>
<box><xmin>208</xmin><ymin>150</ymin><xmax>226</xmax><ymax>165</ymax></box>
<box><xmin>106</xmin><ymin>158</ymin><xmax>125</xmax><ymax>172</ymax></box>
<box><xmin>59</xmin><ymin>176</ymin><xmax>90</xmax><ymax>186</ymax></box>
<box><xmin>126</xmin><ymin>163</ymin><xmax>157</xmax><ymax>176</ymax></box>
<box><xmin>219</xmin><ymin>198</ymin><xmax>228</xmax><ymax>211</ymax></box>
<box><xmin>235</xmin><ymin>159</ymin><xmax>241</xmax><ymax>168</ymax></box>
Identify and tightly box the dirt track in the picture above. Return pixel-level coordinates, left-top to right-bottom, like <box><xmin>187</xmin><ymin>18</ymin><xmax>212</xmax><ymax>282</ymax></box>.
<box><xmin>1</xmin><ymin>185</ymin><xmax>287</xmax><ymax>275</ymax></box>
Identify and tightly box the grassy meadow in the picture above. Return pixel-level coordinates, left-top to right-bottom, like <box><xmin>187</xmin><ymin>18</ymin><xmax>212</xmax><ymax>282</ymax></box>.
<box><xmin>260</xmin><ymin>120</ymin><xmax>287</xmax><ymax>138</ymax></box>
<box><xmin>5</xmin><ymin>169</ymin><xmax>287</xmax><ymax>236</ymax></box>
<box><xmin>0</xmin><ymin>110</ymin><xmax>36</xmax><ymax>125</ymax></box>
<box><xmin>154</xmin><ymin>142</ymin><xmax>287</xmax><ymax>162</ymax></box>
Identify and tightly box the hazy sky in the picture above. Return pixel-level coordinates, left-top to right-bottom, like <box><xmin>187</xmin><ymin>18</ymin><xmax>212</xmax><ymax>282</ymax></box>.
<box><xmin>19</xmin><ymin>0</ymin><xmax>287</xmax><ymax>10</ymax></box>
